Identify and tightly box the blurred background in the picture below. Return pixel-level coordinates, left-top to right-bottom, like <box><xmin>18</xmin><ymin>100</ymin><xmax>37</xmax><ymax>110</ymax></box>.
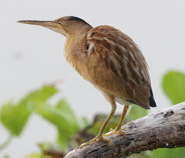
<box><xmin>1</xmin><ymin>0</ymin><xmax>185</xmax><ymax>157</ymax></box>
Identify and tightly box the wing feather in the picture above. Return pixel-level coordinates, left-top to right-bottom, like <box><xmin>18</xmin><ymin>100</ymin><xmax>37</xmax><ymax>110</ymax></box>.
<box><xmin>86</xmin><ymin>25</ymin><xmax>152</xmax><ymax>108</ymax></box>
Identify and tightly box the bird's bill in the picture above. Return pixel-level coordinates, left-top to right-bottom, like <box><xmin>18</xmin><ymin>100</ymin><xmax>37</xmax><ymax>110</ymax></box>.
<box><xmin>18</xmin><ymin>20</ymin><xmax>66</xmax><ymax>35</ymax></box>
<box><xmin>18</xmin><ymin>20</ymin><xmax>58</xmax><ymax>27</ymax></box>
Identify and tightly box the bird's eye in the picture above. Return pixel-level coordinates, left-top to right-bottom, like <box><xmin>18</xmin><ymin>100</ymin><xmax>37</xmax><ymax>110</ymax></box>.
<box><xmin>58</xmin><ymin>23</ymin><xmax>64</xmax><ymax>28</ymax></box>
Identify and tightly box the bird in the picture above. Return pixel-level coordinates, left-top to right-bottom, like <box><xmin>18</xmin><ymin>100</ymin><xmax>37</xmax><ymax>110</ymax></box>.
<box><xmin>18</xmin><ymin>16</ymin><xmax>157</xmax><ymax>148</ymax></box>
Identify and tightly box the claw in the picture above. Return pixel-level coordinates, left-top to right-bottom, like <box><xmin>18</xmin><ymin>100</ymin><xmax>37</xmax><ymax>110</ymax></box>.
<box><xmin>78</xmin><ymin>136</ymin><xmax>113</xmax><ymax>149</ymax></box>
<box><xmin>103</xmin><ymin>129</ymin><xmax>125</xmax><ymax>137</ymax></box>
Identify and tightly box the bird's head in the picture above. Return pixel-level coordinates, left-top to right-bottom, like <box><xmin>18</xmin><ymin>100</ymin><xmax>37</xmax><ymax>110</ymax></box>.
<box><xmin>18</xmin><ymin>16</ymin><xmax>92</xmax><ymax>37</ymax></box>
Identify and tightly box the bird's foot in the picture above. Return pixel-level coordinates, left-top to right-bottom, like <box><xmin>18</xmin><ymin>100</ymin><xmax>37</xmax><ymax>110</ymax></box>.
<box><xmin>78</xmin><ymin>136</ymin><xmax>113</xmax><ymax>149</ymax></box>
<box><xmin>103</xmin><ymin>129</ymin><xmax>125</xmax><ymax>137</ymax></box>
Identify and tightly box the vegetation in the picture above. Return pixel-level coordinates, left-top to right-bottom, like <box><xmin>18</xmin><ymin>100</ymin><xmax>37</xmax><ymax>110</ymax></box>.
<box><xmin>0</xmin><ymin>70</ymin><xmax>185</xmax><ymax>157</ymax></box>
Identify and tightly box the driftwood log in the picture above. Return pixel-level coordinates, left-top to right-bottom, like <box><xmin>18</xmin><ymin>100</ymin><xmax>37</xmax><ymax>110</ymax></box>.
<box><xmin>65</xmin><ymin>102</ymin><xmax>185</xmax><ymax>158</ymax></box>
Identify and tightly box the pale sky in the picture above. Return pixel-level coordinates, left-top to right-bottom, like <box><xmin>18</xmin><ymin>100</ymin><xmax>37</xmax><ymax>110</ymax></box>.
<box><xmin>1</xmin><ymin>1</ymin><xmax>185</xmax><ymax>157</ymax></box>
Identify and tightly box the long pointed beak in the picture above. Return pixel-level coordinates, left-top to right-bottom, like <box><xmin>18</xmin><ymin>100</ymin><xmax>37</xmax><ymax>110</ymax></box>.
<box><xmin>18</xmin><ymin>20</ymin><xmax>66</xmax><ymax>36</ymax></box>
<box><xmin>18</xmin><ymin>20</ymin><xmax>58</xmax><ymax>27</ymax></box>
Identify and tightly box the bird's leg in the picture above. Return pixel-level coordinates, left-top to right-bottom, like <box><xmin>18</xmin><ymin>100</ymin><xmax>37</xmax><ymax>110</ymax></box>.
<box><xmin>114</xmin><ymin>105</ymin><xmax>129</xmax><ymax>131</ymax></box>
<box><xmin>104</xmin><ymin>105</ymin><xmax>129</xmax><ymax>136</ymax></box>
<box><xmin>79</xmin><ymin>94</ymin><xmax>116</xmax><ymax>149</ymax></box>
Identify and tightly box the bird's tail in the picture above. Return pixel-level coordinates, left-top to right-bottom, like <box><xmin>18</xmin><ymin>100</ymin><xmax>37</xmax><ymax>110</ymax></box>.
<box><xmin>149</xmin><ymin>89</ymin><xmax>157</xmax><ymax>107</ymax></box>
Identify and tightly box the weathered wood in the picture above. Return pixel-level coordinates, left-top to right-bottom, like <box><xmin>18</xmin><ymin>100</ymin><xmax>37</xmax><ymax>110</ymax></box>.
<box><xmin>65</xmin><ymin>102</ymin><xmax>185</xmax><ymax>158</ymax></box>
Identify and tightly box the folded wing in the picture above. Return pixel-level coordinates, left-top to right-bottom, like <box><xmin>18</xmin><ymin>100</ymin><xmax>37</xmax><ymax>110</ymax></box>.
<box><xmin>86</xmin><ymin>25</ymin><xmax>156</xmax><ymax>109</ymax></box>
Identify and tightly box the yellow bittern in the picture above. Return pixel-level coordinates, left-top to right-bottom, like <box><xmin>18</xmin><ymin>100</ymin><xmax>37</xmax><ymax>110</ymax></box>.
<box><xmin>18</xmin><ymin>16</ymin><xmax>156</xmax><ymax>147</ymax></box>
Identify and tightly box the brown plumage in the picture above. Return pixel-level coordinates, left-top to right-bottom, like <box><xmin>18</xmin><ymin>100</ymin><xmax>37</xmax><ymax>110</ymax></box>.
<box><xmin>18</xmin><ymin>16</ymin><xmax>156</xmax><ymax>147</ymax></box>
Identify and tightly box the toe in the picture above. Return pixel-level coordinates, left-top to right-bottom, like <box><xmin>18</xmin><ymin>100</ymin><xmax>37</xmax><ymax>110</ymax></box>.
<box><xmin>79</xmin><ymin>136</ymin><xmax>113</xmax><ymax>149</ymax></box>
<box><xmin>104</xmin><ymin>129</ymin><xmax>125</xmax><ymax>137</ymax></box>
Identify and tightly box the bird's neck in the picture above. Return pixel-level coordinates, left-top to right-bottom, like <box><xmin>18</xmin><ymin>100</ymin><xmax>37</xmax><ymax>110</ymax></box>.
<box><xmin>64</xmin><ymin>25</ymin><xmax>92</xmax><ymax>56</ymax></box>
<box><xmin>64</xmin><ymin>32</ymin><xmax>87</xmax><ymax>64</ymax></box>
<box><xmin>63</xmin><ymin>26</ymin><xmax>92</xmax><ymax>80</ymax></box>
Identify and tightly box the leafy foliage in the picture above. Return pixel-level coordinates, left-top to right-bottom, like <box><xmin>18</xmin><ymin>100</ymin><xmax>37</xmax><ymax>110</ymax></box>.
<box><xmin>0</xmin><ymin>84</ymin><xmax>149</xmax><ymax>157</ymax></box>
<box><xmin>162</xmin><ymin>70</ymin><xmax>185</xmax><ymax>104</ymax></box>
<box><xmin>1</xmin><ymin>69</ymin><xmax>185</xmax><ymax>157</ymax></box>
<box><xmin>34</xmin><ymin>100</ymin><xmax>80</xmax><ymax>148</ymax></box>
<box><xmin>151</xmin><ymin>70</ymin><xmax>185</xmax><ymax>158</ymax></box>
<box><xmin>0</xmin><ymin>85</ymin><xmax>80</xmax><ymax>156</ymax></box>
<box><xmin>0</xmin><ymin>85</ymin><xmax>58</xmax><ymax>136</ymax></box>
<box><xmin>151</xmin><ymin>148</ymin><xmax>185</xmax><ymax>158</ymax></box>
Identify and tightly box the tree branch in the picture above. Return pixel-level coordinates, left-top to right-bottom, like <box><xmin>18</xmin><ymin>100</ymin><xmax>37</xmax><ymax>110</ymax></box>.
<box><xmin>65</xmin><ymin>102</ymin><xmax>185</xmax><ymax>158</ymax></box>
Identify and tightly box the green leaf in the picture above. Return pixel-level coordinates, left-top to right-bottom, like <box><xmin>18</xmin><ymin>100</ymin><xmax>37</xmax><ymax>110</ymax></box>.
<box><xmin>56</xmin><ymin>99</ymin><xmax>80</xmax><ymax>129</ymax></box>
<box><xmin>126</xmin><ymin>105</ymin><xmax>148</xmax><ymax>122</ymax></box>
<box><xmin>162</xmin><ymin>70</ymin><xmax>185</xmax><ymax>104</ymax></box>
<box><xmin>151</xmin><ymin>148</ymin><xmax>185</xmax><ymax>158</ymax></box>
<box><xmin>128</xmin><ymin>151</ymin><xmax>151</xmax><ymax>158</ymax></box>
<box><xmin>20</xmin><ymin>85</ymin><xmax>58</xmax><ymax>110</ymax></box>
<box><xmin>34</xmin><ymin>101</ymin><xmax>80</xmax><ymax>148</ymax></box>
<box><xmin>0</xmin><ymin>99</ymin><xmax>31</xmax><ymax>136</ymax></box>
<box><xmin>0</xmin><ymin>85</ymin><xmax>58</xmax><ymax>136</ymax></box>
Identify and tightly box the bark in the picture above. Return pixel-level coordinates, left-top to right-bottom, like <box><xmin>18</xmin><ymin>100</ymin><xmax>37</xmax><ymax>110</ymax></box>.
<box><xmin>65</xmin><ymin>102</ymin><xmax>185</xmax><ymax>158</ymax></box>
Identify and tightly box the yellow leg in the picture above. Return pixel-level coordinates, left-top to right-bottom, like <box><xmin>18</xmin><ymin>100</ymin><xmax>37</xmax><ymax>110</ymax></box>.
<box><xmin>97</xmin><ymin>103</ymin><xmax>116</xmax><ymax>137</ymax></box>
<box><xmin>79</xmin><ymin>94</ymin><xmax>116</xmax><ymax>149</ymax></box>
<box><xmin>104</xmin><ymin>105</ymin><xmax>129</xmax><ymax>136</ymax></box>
<box><xmin>114</xmin><ymin>105</ymin><xmax>129</xmax><ymax>131</ymax></box>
